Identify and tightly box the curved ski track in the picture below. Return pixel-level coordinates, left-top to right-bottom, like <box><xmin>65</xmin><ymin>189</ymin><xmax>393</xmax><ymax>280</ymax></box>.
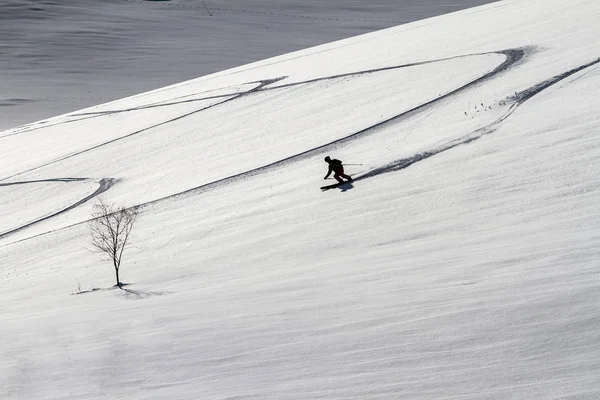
<box><xmin>0</xmin><ymin>178</ymin><xmax>117</xmax><ymax>239</ymax></box>
<box><xmin>2</xmin><ymin>47</ymin><xmax>600</xmax><ymax>243</ymax></box>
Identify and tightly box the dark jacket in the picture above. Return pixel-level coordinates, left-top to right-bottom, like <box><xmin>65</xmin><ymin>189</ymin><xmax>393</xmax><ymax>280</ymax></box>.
<box><xmin>325</xmin><ymin>159</ymin><xmax>343</xmax><ymax>178</ymax></box>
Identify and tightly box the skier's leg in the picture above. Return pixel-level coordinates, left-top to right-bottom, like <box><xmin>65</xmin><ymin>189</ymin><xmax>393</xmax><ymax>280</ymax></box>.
<box><xmin>334</xmin><ymin>167</ymin><xmax>347</xmax><ymax>183</ymax></box>
<box><xmin>336</xmin><ymin>167</ymin><xmax>352</xmax><ymax>182</ymax></box>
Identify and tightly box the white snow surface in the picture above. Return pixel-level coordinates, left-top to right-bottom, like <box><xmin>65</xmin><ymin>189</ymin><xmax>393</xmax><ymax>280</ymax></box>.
<box><xmin>3</xmin><ymin>0</ymin><xmax>600</xmax><ymax>399</ymax></box>
<box><xmin>0</xmin><ymin>0</ymin><xmax>493</xmax><ymax>131</ymax></box>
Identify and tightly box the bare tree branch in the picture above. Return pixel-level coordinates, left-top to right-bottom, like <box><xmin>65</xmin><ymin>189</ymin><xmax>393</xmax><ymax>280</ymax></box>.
<box><xmin>88</xmin><ymin>197</ymin><xmax>139</xmax><ymax>288</ymax></box>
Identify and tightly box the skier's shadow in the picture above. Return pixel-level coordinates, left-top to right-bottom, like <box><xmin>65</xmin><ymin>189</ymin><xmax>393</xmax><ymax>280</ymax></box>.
<box><xmin>337</xmin><ymin>182</ymin><xmax>354</xmax><ymax>192</ymax></box>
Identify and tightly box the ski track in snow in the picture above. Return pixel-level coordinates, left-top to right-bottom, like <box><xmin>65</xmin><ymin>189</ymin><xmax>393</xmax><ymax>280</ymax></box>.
<box><xmin>2</xmin><ymin>47</ymin><xmax>600</xmax><ymax>242</ymax></box>
<box><xmin>0</xmin><ymin>178</ymin><xmax>117</xmax><ymax>239</ymax></box>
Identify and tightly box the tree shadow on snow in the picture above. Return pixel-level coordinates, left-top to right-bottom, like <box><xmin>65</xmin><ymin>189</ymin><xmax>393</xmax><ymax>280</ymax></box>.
<box><xmin>71</xmin><ymin>282</ymin><xmax>167</xmax><ymax>299</ymax></box>
<box><xmin>117</xmin><ymin>286</ymin><xmax>168</xmax><ymax>300</ymax></box>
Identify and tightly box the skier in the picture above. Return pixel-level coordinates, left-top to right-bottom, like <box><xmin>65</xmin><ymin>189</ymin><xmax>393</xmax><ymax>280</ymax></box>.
<box><xmin>324</xmin><ymin>156</ymin><xmax>353</xmax><ymax>184</ymax></box>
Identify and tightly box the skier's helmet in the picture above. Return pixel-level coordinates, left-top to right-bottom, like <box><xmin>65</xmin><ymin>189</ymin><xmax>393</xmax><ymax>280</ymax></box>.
<box><xmin>324</xmin><ymin>156</ymin><xmax>331</xmax><ymax>162</ymax></box>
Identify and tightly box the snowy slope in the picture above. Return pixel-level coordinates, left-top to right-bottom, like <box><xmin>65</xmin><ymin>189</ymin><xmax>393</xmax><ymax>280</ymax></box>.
<box><xmin>0</xmin><ymin>0</ymin><xmax>493</xmax><ymax>131</ymax></box>
<box><xmin>3</xmin><ymin>0</ymin><xmax>600</xmax><ymax>399</ymax></box>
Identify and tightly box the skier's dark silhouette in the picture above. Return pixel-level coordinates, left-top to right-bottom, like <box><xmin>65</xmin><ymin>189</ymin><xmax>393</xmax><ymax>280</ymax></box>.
<box><xmin>324</xmin><ymin>156</ymin><xmax>353</xmax><ymax>184</ymax></box>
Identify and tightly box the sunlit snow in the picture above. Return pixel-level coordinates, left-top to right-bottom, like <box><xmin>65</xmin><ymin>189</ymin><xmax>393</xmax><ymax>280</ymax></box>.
<box><xmin>2</xmin><ymin>1</ymin><xmax>600</xmax><ymax>399</ymax></box>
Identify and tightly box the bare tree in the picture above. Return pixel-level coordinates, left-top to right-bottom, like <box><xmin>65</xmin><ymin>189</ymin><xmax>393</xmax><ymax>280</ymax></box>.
<box><xmin>89</xmin><ymin>198</ymin><xmax>139</xmax><ymax>288</ymax></box>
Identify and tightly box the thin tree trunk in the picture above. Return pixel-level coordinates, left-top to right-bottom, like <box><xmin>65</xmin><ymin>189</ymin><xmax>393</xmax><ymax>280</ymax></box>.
<box><xmin>114</xmin><ymin>259</ymin><xmax>121</xmax><ymax>288</ymax></box>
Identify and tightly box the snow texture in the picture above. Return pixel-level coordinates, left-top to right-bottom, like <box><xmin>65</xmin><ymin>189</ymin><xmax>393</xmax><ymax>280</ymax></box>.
<box><xmin>2</xmin><ymin>0</ymin><xmax>600</xmax><ymax>399</ymax></box>
<box><xmin>0</xmin><ymin>0</ymin><xmax>493</xmax><ymax>131</ymax></box>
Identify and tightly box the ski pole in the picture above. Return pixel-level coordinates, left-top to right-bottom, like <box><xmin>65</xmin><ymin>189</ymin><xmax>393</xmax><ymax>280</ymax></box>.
<box><xmin>343</xmin><ymin>163</ymin><xmax>363</xmax><ymax>166</ymax></box>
